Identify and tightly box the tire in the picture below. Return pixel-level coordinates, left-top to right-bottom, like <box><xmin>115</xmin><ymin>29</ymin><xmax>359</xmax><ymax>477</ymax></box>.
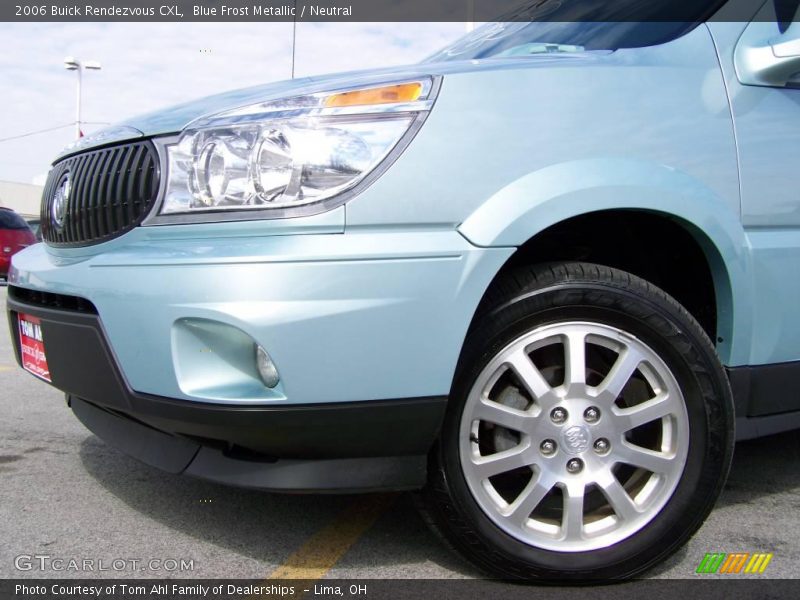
<box><xmin>421</xmin><ymin>262</ymin><xmax>734</xmax><ymax>581</ymax></box>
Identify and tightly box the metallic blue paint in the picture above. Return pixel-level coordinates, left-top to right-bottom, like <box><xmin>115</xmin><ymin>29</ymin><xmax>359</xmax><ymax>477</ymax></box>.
<box><xmin>11</xmin><ymin>9</ymin><xmax>800</xmax><ymax>405</ymax></box>
<box><xmin>11</xmin><ymin>227</ymin><xmax>511</xmax><ymax>404</ymax></box>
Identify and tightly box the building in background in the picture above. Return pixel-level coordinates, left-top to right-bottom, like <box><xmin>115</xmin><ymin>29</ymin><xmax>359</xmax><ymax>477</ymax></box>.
<box><xmin>0</xmin><ymin>181</ymin><xmax>43</xmax><ymax>218</ymax></box>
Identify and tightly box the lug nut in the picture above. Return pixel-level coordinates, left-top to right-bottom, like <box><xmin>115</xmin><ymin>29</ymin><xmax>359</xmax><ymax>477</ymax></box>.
<box><xmin>550</xmin><ymin>407</ymin><xmax>568</xmax><ymax>424</ymax></box>
<box><xmin>566</xmin><ymin>458</ymin><xmax>584</xmax><ymax>474</ymax></box>
<box><xmin>593</xmin><ymin>438</ymin><xmax>610</xmax><ymax>454</ymax></box>
<box><xmin>584</xmin><ymin>406</ymin><xmax>600</xmax><ymax>423</ymax></box>
<box><xmin>540</xmin><ymin>439</ymin><xmax>557</xmax><ymax>456</ymax></box>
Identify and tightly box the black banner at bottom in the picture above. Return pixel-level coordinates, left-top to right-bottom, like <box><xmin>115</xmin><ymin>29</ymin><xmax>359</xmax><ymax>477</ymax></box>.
<box><xmin>2</xmin><ymin>579</ymin><xmax>799</xmax><ymax>600</ymax></box>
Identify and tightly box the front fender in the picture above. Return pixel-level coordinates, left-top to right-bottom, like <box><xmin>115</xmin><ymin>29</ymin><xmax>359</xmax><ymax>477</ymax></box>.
<box><xmin>457</xmin><ymin>158</ymin><xmax>751</xmax><ymax>366</ymax></box>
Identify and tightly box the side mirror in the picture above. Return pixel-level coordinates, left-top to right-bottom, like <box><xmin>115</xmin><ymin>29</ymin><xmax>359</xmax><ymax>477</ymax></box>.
<box><xmin>736</xmin><ymin>21</ymin><xmax>800</xmax><ymax>87</ymax></box>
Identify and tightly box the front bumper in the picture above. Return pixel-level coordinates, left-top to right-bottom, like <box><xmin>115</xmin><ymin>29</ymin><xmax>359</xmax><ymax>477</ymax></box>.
<box><xmin>7</xmin><ymin>292</ymin><xmax>445</xmax><ymax>491</ymax></box>
<box><xmin>10</xmin><ymin>229</ymin><xmax>511</xmax><ymax>405</ymax></box>
<box><xmin>7</xmin><ymin>227</ymin><xmax>512</xmax><ymax>490</ymax></box>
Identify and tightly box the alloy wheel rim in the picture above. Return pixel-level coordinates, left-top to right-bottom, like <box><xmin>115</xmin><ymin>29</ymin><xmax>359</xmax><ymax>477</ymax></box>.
<box><xmin>459</xmin><ymin>321</ymin><xmax>689</xmax><ymax>552</ymax></box>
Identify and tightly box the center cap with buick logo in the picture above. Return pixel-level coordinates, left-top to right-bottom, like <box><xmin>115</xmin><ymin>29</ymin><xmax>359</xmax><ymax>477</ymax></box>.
<box><xmin>51</xmin><ymin>171</ymin><xmax>71</xmax><ymax>230</ymax></box>
<box><xmin>561</xmin><ymin>425</ymin><xmax>591</xmax><ymax>454</ymax></box>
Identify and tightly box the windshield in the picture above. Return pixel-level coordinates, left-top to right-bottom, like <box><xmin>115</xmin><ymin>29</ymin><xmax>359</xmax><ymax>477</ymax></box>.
<box><xmin>425</xmin><ymin>1</ymin><xmax>728</xmax><ymax>62</ymax></box>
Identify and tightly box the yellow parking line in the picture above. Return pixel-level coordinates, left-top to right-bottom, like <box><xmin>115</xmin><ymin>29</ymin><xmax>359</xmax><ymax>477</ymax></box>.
<box><xmin>267</xmin><ymin>494</ymin><xmax>395</xmax><ymax>583</ymax></box>
<box><xmin>0</xmin><ymin>365</ymin><xmax>14</xmax><ymax>373</ymax></box>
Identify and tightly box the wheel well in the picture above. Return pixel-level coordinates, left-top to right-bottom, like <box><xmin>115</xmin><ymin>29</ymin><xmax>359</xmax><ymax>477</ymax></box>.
<box><xmin>497</xmin><ymin>210</ymin><xmax>719</xmax><ymax>340</ymax></box>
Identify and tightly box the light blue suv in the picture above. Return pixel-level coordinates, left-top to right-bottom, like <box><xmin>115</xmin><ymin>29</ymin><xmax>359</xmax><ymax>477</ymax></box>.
<box><xmin>6</xmin><ymin>0</ymin><xmax>800</xmax><ymax>581</ymax></box>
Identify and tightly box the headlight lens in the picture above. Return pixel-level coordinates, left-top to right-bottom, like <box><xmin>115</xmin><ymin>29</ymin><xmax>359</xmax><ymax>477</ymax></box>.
<box><xmin>160</xmin><ymin>78</ymin><xmax>436</xmax><ymax>217</ymax></box>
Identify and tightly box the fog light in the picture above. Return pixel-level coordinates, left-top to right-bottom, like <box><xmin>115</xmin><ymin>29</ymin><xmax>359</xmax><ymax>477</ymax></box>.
<box><xmin>255</xmin><ymin>345</ymin><xmax>280</xmax><ymax>388</ymax></box>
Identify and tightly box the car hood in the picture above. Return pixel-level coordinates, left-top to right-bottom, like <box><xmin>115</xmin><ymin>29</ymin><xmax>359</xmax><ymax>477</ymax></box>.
<box><xmin>57</xmin><ymin>54</ymin><xmax>608</xmax><ymax>160</ymax></box>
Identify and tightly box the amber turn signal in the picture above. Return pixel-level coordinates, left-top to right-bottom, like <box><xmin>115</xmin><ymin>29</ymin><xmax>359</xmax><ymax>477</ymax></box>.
<box><xmin>324</xmin><ymin>82</ymin><xmax>424</xmax><ymax>108</ymax></box>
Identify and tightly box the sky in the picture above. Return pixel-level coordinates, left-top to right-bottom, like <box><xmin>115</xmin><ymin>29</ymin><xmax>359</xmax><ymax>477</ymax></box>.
<box><xmin>0</xmin><ymin>22</ymin><xmax>466</xmax><ymax>185</ymax></box>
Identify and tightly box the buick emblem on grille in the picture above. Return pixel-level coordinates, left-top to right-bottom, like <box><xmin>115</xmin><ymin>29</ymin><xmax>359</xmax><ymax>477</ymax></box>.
<box><xmin>51</xmin><ymin>171</ymin><xmax>71</xmax><ymax>230</ymax></box>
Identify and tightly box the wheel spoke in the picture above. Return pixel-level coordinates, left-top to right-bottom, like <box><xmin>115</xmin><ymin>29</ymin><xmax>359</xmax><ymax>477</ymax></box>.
<box><xmin>597</xmin><ymin>472</ymin><xmax>639</xmax><ymax>521</ymax></box>
<box><xmin>595</xmin><ymin>346</ymin><xmax>644</xmax><ymax>402</ymax></box>
<box><xmin>473</xmin><ymin>444</ymin><xmax>533</xmax><ymax>479</ymax></box>
<box><xmin>616</xmin><ymin>442</ymin><xmax>674</xmax><ymax>474</ymax></box>
<box><xmin>562</xmin><ymin>482</ymin><xmax>585</xmax><ymax>541</ymax></box>
<box><xmin>506</xmin><ymin>349</ymin><xmax>553</xmax><ymax>402</ymax></box>
<box><xmin>564</xmin><ymin>331</ymin><xmax>587</xmax><ymax>394</ymax></box>
<box><xmin>614</xmin><ymin>392</ymin><xmax>675</xmax><ymax>431</ymax></box>
<box><xmin>473</xmin><ymin>399</ymin><xmax>536</xmax><ymax>431</ymax></box>
<box><xmin>505</xmin><ymin>471</ymin><xmax>554</xmax><ymax>526</ymax></box>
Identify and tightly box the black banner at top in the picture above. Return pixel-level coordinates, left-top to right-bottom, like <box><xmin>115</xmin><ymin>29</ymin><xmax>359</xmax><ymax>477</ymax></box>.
<box><xmin>1</xmin><ymin>0</ymin><xmax>784</xmax><ymax>23</ymax></box>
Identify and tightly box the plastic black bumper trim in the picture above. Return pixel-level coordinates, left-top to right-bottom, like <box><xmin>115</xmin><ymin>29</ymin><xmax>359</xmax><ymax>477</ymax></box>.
<box><xmin>71</xmin><ymin>396</ymin><xmax>429</xmax><ymax>492</ymax></box>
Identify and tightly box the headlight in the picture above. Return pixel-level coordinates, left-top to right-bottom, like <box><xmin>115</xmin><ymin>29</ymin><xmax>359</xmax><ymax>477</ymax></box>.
<box><xmin>159</xmin><ymin>78</ymin><xmax>438</xmax><ymax>219</ymax></box>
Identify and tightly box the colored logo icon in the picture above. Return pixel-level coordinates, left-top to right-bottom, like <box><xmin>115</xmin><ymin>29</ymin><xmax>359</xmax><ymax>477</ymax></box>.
<box><xmin>696</xmin><ymin>552</ymin><xmax>773</xmax><ymax>574</ymax></box>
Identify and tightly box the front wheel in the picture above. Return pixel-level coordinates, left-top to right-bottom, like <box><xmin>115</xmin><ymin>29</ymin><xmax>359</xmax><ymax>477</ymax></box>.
<box><xmin>421</xmin><ymin>263</ymin><xmax>734</xmax><ymax>581</ymax></box>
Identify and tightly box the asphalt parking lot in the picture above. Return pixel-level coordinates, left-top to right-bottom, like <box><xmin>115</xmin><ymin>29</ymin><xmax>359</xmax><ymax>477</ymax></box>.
<box><xmin>0</xmin><ymin>285</ymin><xmax>798</xmax><ymax>582</ymax></box>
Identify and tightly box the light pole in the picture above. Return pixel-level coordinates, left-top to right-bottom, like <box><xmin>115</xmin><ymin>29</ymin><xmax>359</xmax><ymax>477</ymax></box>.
<box><xmin>63</xmin><ymin>56</ymin><xmax>101</xmax><ymax>139</ymax></box>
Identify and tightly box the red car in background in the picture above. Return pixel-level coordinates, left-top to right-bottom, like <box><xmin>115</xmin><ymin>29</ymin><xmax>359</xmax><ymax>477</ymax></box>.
<box><xmin>0</xmin><ymin>208</ymin><xmax>36</xmax><ymax>280</ymax></box>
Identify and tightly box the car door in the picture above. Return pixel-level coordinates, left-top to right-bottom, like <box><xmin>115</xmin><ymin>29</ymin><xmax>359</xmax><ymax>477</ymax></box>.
<box><xmin>708</xmin><ymin>0</ymin><xmax>800</xmax><ymax>415</ymax></box>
